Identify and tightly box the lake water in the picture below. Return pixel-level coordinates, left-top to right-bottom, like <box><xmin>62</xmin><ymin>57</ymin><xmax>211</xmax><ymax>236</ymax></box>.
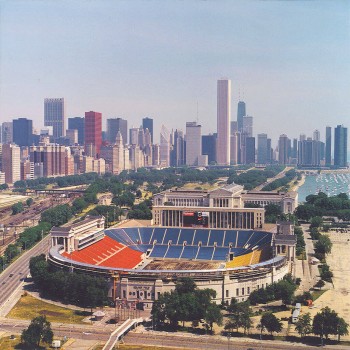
<box><xmin>298</xmin><ymin>172</ymin><xmax>350</xmax><ymax>203</ymax></box>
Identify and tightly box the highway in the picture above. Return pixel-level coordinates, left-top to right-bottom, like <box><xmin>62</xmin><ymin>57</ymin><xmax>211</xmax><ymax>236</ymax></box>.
<box><xmin>0</xmin><ymin>234</ymin><xmax>51</xmax><ymax>315</ymax></box>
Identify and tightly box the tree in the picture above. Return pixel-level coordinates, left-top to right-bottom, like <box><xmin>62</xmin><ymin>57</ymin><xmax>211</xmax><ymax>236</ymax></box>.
<box><xmin>312</xmin><ymin>307</ymin><xmax>338</xmax><ymax>340</ymax></box>
<box><xmin>310</xmin><ymin>216</ymin><xmax>323</xmax><ymax>228</ymax></box>
<box><xmin>12</xmin><ymin>202</ymin><xmax>24</xmax><ymax>215</ymax></box>
<box><xmin>21</xmin><ymin>316</ymin><xmax>53</xmax><ymax>347</ymax></box>
<box><xmin>205</xmin><ymin>303</ymin><xmax>223</xmax><ymax>331</ymax></box>
<box><xmin>26</xmin><ymin>197</ymin><xmax>33</xmax><ymax>207</ymax></box>
<box><xmin>315</xmin><ymin>235</ymin><xmax>332</xmax><ymax>255</ymax></box>
<box><xmin>258</xmin><ymin>312</ymin><xmax>283</xmax><ymax>335</ymax></box>
<box><xmin>295</xmin><ymin>313</ymin><xmax>312</xmax><ymax>338</ymax></box>
<box><xmin>337</xmin><ymin>317</ymin><xmax>349</xmax><ymax>342</ymax></box>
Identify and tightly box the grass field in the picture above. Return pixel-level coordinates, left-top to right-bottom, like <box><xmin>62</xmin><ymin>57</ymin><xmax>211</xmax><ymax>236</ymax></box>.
<box><xmin>0</xmin><ymin>335</ymin><xmax>51</xmax><ymax>350</ymax></box>
<box><xmin>8</xmin><ymin>294</ymin><xmax>88</xmax><ymax>324</ymax></box>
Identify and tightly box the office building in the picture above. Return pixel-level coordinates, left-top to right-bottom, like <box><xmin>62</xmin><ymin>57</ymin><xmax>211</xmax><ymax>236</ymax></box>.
<box><xmin>216</xmin><ymin>79</ymin><xmax>231</xmax><ymax>165</ymax></box>
<box><xmin>230</xmin><ymin>121</ymin><xmax>238</xmax><ymax>134</ymax></box>
<box><xmin>245</xmin><ymin>137</ymin><xmax>255</xmax><ymax>164</ymax></box>
<box><xmin>13</xmin><ymin>118</ymin><xmax>33</xmax><ymax>147</ymax></box>
<box><xmin>257</xmin><ymin>134</ymin><xmax>268</xmax><ymax>164</ymax></box>
<box><xmin>230</xmin><ymin>132</ymin><xmax>239</xmax><ymax>165</ymax></box>
<box><xmin>44</xmin><ymin>98</ymin><xmax>65</xmax><ymax>138</ymax></box>
<box><xmin>242</xmin><ymin>116</ymin><xmax>253</xmax><ymax>137</ymax></box>
<box><xmin>171</xmin><ymin>129</ymin><xmax>185</xmax><ymax>167</ymax></box>
<box><xmin>237</xmin><ymin>101</ymin><xmax>246</xmax><ymax>133</ymax></box>
<box><xmin>68</xmin><ymin>117</ymin><xmax>85</xmax><ymax>145</ymax></box>
<box><xmin>129</xmin><ymin>127</ymin><xmax>139</xmax><ymax>146</ymax></box>
<box><xmin>142</xmin><ymin>117</ymin><xmax>153</xmax><ymax>143</ymax></box>
<box><xmin>107</xmin><ymin>118</ymin><xmax>128</xmax><ymax>145</ymax></box>
<box><xmin>325</xmin><ymin>126</ymin><xmax>332</xmax><ymax>166</ymax></box>
<box><xmin>160</xmin><ymin>125</ymin><xmax>170</xmax><ymax>167</ymax></box>
<box><xmin>334</xmin><ymin>125</ymin><xmax>348</xmax><ymax>168</ymax></box>
<box><xmin>2</xmin><ymin>143</ymin><xmax>21</xmax><ymax>184</ymax></box>
<box><xmin>85</xmin><ymin>111</ymin><xmax>102</xmax><ymax>157</ymax></box>
<box><xmin>66</xmin><ymin>129</ymin><xmax>78</xmax><ymax>145</ymax></box>
<box><xmin>185</xmin><ymin>122</ymin><xmax>202</xmax><ymax>166</ymax></box>
<box><xmin>202</xmin><ymin>134</ymin><xmax>217</xmax><ymax>165</ymax></box>
<box><xmin>1</xmin><ymin>122</ymin><xmax>13</xmax><ymax>144</ymax></box>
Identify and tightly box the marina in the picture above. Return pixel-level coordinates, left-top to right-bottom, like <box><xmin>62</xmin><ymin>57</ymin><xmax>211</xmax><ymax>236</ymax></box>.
<box><xmin>298</xmin><ymin>172</ymin><xmax>350</xmax><ymax>203</ymax></box>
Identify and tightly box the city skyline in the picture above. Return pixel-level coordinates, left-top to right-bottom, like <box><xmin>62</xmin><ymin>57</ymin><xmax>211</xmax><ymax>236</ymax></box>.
<box><xmin>0</xmin><ymin>1</ymin><xmax>349</xmax><ymax>143</ymax></box>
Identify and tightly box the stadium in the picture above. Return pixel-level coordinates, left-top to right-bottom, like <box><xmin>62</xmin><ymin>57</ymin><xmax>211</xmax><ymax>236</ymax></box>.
<box><xmin>48</xmin><ymin>217</ymin><xmax>295</xmax><ymax>308</ymax></box>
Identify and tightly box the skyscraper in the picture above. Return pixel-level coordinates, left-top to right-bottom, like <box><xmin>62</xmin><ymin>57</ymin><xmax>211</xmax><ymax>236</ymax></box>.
<box><xmin>44</xmin><ymin>98</ymin><xmax>65</xmax><ymax>138</ymax></box>
<box><xmin>142</xmin><ymin>117</ymin><xmax>153</xmax><ymax>143</ymax></box>
<box><xmin>107</xmin><ymin>118</ymin><xmax>128</xmax><ymax>145</ymax></box>
<box><xmin>185</xmin><ymin>122</ymin><xmax>202</xmax><ymax>166</ymax></box>
<box><xmin>245</xmin><ymin>137</ymin><xmax>255</xmax><ymax>164</ymax></box>
<box><xmin>216</xmin><ymin>79</ymin><xmax>231</xmax><ymax>165</ymax></box>
<box><xmin>325</xmin><ymin>126</ymin><xmax>332</xmax><ymax>166</ymax></box>
<box><xmin>257</xmin><ymin>133</ymin><xmax>268</xmax><ymax>164</ymax></box>
<box><xmin>160</xmin><ymin>125</ymin><xmax>170</xmax><ymax>167</ymax></box>
<box><xmin>85</xmin><ymin>111</ymin><xmax>102</xmax><ymax>157</ymax></box>
<box><xmin>242</xmin><ymin>116</ymin><xmax>253</xmax><ymax>137</ymax></box>
<box><xmin>334</xmin><ymin>125</ymin><xmax>348</xmax><ymax>168</ymax></box>
<box><xmin>278</xmin><ymin>134</ymin><xmax>290</xmax><ymax>165</ymax></box>
<box><xmin>2</xmin><ymin>143</ymin><xmax>21</xmax><ymax>184</ymax></box>
<box><xmin>68</xmin><ymin>117</ymin><xmax>85</xmax><ymax>145</ymax></box>
<box><xmin>13</xmin><ymin>118</ymin><xmax>33</xmax><ymax>147</ymax></box>
<box><xmin>237</xmin><ymin>100</ymin><xmax>246</xmax><ymax>132</ymax></box>
<box><xmin>1</xmin><ymin>122</ymin><xmax>13</xmax><ymax>144</ymax></box>
<box><xmin>202</xmin><ymin>134</ymin><xmax>217</xmax><ymax>165</ymax></box>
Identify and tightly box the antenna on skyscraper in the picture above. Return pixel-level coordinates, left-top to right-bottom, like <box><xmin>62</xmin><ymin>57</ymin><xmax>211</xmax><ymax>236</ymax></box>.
<box><xmin>238</xmin><ymin>88</ymin><xmax>241</xmax><ymax>101</ymax></box>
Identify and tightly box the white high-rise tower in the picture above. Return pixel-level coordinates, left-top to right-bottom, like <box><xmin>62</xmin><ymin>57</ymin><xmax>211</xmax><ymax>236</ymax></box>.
<box><xmin>216</xmin><ymin>79</ymin><xmax>231</xmax><ymax>165</ymax></box>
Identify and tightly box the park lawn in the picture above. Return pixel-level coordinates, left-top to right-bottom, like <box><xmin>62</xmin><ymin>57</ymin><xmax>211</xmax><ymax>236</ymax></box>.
<box><xmin>0</xmin><ymin>335</ymin><xmax>50</xmax><ymax>350</ymax></box>
<box><xmin>8</xmin><ymin>294</ymin><xmax>87</xmax><ymax>324</ymax></box>
<box><xmin>311</xmin><ymin>289</ymin><xmax>327</xmax><ymax>301</ymax></box>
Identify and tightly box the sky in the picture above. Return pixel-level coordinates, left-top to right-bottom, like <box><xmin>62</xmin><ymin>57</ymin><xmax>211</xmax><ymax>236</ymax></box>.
<box><xmin>0</xmin><ymin>0</ymin><xmax>349</xmax><ymax>145</ymax></box>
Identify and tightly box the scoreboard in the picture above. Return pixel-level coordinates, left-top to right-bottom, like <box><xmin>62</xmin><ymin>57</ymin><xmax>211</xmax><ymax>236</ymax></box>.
<box><xmin>183</xmin><ymin>211</ymin><xmax>209</xmax><ymax>228</ymax></box>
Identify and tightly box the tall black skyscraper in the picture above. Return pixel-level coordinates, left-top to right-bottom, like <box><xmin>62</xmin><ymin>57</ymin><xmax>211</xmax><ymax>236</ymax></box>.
<box><xmin>68</xmin><ymin>117</ymin><xmax>85</xmax><ymax>145</ymax></box>
<box><xmin>245</xmin><ymin>137</ymin><xmax>255</xmax><ymax>164</ymax></box>
<box><xmin>13</xmin><ymin>118</ymin><xmax>33</xmax><ymax>146</ymax></box>
<box><xmin>325</xmin><ymin>126</ymin><xmax>332</xmax><ymax>166</ymax></box>
<box><xmin>106</xmin><ymin>118</ymin><xmax>128</xmax><ymax>145</ymax></box>
<box><xmin>257</xmin><ymin>133</ymin><xmax>268</xmax><ymax>164</ymax></box>
<box><xmin>202</xmin><ymin>134</ymin><xmax>217</xmax><ymax>165</ymax></box>
<box><xmin>142</xmin><ymin>117</ymin><xmax>153</xmax><ymax>143</ymax></box>
<box><xmin>237</xmin><ymin>100</ymin><xmax>246</xmax><ymax>133</ymax></box>
<box><xmin>334</xmin><ymin>125</ymin><xmax>347</xmax><ymax>168</ymax></box>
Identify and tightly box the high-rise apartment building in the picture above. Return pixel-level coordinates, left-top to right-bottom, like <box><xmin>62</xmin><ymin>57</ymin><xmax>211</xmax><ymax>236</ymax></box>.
<box><xmin>278</xmin><ymin>134</ymin><xmax>290</xmax><ymax>165</ymax></box>
<box><xmin>2</xmin><ymin>143</ymin><xmax>21</xmax><ymax>184</ymax></box>
<box><xmin>142</xmin><ymin>117</ymin><xmax>153</xmax><ymax>143</ymax></box>
<box><xmin>185</xmin><ymin>122</ymin><xmax>202</xmax><ymax>166</ymax></box>
<box><xmin>68</xmin><ymin>117</ymin><xmax>85</xmax><ymax>145</ymax></box>
<box><xmin>85</xmin><ymin>111</ymin><xmax>102</xmax><ymax>157</ymax></box>
<box><xmin>44</xmin><ymin>98</ymin><xmax>65</xmax><ymax>138</ymax></box>
<box><xmin>237</xmin><ymin>100</ymin><xmax>246</xmax><ymax>133</ymax></box>
<box><xmin>334</xmin><ymin>125</ymin><xmax>348</xmax><ymax>168</ymax></box>
<box><xmin>325</xmin><ymin>126</ymin><xmax>332</xmax><ymax>166</ymax></box>
<box><xmin>13</xmin><ymin>118</ymin><xmax>33</xmax><ymax>147</ymax></box>
<box><xmin>107</xmin><ymin>118</ymin><xmax>128</xmax><ymax>145</ymax></box>
<box><xmin>216</xmin><ymin>79</ymin><xmax>231</xmax><ymax>165</ymax></box>
<box><xmin>1</xmin><ymin>122</ymin><xmax>13</xmax><ymax>144</ymax></box>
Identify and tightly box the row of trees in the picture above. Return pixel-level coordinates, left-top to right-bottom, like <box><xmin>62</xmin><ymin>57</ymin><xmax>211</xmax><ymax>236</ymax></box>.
<box><xmin>261</xmin><ymin>169</ymin><xmax>299</xmax><ymax>191</ymax></box>
<box><xmin>296</xmin><ymin>192</ymin><xmax>350</xmax><ymax>221</ymax></box>
<box><xmin>248</xmin><ymin>274</ymin><xmax>298</xmax><ymax>306</ymax></box>
<box><xmin>30</xmin><ymin>255</ymin><xmax>109</xmax><ymax>308</ymax></box>
<box><xmin>294</xmin><ymin>226</ymin><xmax>306</xmax><ymax>256</ymax></box>
<box><xmin>151</xmin><ymin>278</ymin><xmax>223</xmax><ymax>332</ymax></box>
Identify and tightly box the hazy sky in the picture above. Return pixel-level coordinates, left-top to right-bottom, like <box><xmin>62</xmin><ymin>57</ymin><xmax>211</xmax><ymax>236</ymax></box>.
<box><xmin>0</xmin><ymin>0</ymin><xmax>349</xmax><ymax>145</ymax></box>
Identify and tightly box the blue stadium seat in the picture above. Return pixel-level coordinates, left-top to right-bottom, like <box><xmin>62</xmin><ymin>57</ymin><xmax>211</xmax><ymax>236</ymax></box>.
<box><xmin>149</xmin><ymin>245</ymin><xmax>168</xmax><ymax>258</ymax></box>
<box><xmin>208</xmin><ymin>230</ymin><xmax>225</xmax><ymax>246</ymax></box>
<box><xmin>152</xmin><ymin>228</ymin><xmax>167</xmax><ymax>244</ymax></box>
<box><xmin>236</xmin><ymin>230</ymin><xmax>253</xmax><ymax>247</ymax></box>
<box><xmin>138</xmin><ymin>228</ymin><xmax>153</xmax><ymax>244</ymax></box>
<box><xmin>193</xmin><ymin>229</ymin><xmax>210</xmax><ymax>245</ymax></box>
<box><xmin>212</xmin><ymin>247</ymin><xmax>230</xmax><ymax>260</ymax></box>
<box><xmin>163</xmin><ymin>228</ymin><xmax>181</xmax><ymax>244</ymax></box>
<box><xmin>178</xmin><ymin>229</ymin><xmax>194</xmax><ymax>245</ymax></box>
<box><xmin>164</xmin><ymin>245</ymin><xmax>183</xmax><ymax>259</ymax></box>
<box><xmin>224</xmin><ymin>230</ymin><xmax>238</xmax><ymax>247</ymax></box>
<box><xmin>180</xmin><ymin>245</ymin><xmax>199</xmax><ymax>259</ymax></box>
<box><xmin>124</xmin><ymin>228</ymin><xmax>140</xmax><ymax>243</ymax></box>
<box><xmin>196</xmin><ymin>246</ymin><xmax>214</xmax><ymax>260</ymax></box>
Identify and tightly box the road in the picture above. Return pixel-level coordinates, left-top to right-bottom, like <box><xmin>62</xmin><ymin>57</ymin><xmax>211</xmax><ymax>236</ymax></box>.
<box><xmin>254</xmin><ymin>167</ymin><xmax>292</xmax><ymax>191</ymax></box>
<box><xmin>0</xmin><ymin>234</ymin><xmax>51</xmax><ymax>316</ymax></box>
